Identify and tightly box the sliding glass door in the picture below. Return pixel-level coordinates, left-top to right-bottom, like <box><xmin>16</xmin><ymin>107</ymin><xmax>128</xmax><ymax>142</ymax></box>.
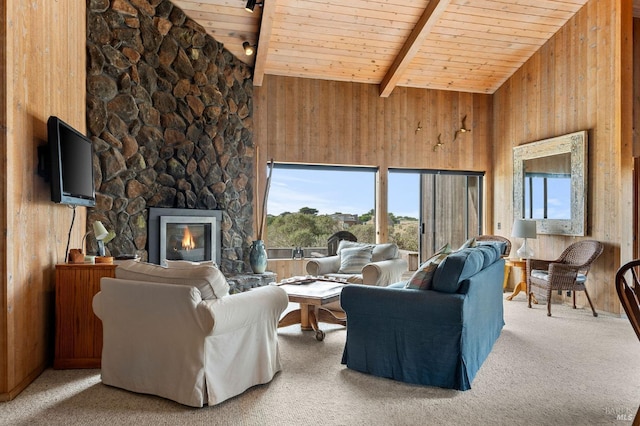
<box><xmin>420</xmin><ymin>172</ymin><xmax>483</xmax><ymax>260</ymax></box>
<box><xmin>389</xmin><ymin>169</ymin><xmax>483</xmax><ymax>264</ymax></box>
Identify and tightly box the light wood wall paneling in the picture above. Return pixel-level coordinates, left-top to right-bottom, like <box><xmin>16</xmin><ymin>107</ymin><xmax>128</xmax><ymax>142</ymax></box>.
<box><xmin>634</xmin><ymin>19</ymin><xmax>640</xmax><ymax>158</ymax></box>
<box><xmin>254</xmin><ymin>75</ymin><xmax>492</xmax><ymax>252</ymax></box>
<box><xmin>634</xmin><ymin>18</ymin><xmax>640</xmax><ymax>258</ymax></box>
<box><xmin>0</xmin><ymin>0</ymin><xmax>7</xmax><ymax>398</ymax></box>
<box><xmin>0</xmin><ymin>0</ymin><xmax>86</xmax><ymax>400</ymax></box>
<box><xmin>492</xmin><ymin>0</ymin><xmax>633</xmax><ymax>315</ymax></box>
<box><xmin>256</xmin><ymin>76</ymin><xmax>492</xmax><ymax>170</ymax></box>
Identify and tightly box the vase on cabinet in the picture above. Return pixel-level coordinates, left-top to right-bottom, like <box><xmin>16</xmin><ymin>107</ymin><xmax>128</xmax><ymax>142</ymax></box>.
<box><xmin>249</xmin><ymin>240</ymin><xmax>267</xmax><ymax>274</ymax></box>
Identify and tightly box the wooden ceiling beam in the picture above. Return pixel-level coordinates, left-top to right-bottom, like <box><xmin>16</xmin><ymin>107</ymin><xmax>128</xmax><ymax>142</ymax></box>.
<box><xmin>379</xmin><ymin>0</ymin><xmax>451</xmax><ymax>97</ymax></box>
<box><xmin>252</xmin><ymin>0</ymin><xmax>276</xmax><ymax>86</ymax></box>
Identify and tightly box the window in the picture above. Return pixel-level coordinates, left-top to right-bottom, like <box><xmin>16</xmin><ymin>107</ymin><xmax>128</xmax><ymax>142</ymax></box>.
<box><xmin>266</xmin><ymin>164</ymin><xmax>376</xmax><ymax>257</ymax></box>
<box><xmin>266</xmin><ymin>164</ymin><xmax>483</xmax><ymax>262</ymax></box>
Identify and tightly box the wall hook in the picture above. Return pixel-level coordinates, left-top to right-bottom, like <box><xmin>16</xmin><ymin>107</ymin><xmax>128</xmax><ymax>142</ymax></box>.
<box><xmin>415</xmin><ymin>121</ymin><xmax>422</xmax><ymax>134</ymax></box>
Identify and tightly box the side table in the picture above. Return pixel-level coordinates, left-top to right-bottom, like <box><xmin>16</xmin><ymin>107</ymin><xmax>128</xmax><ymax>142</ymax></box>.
<box><xmin>505</xmin><ymin>259</ymin><xmax>538</xmax><ymax>304</ymax></box>
<box><xmin>54</xmin><ymin>263</ymin><xmax>117</xmax><ymax>369</ymax></box>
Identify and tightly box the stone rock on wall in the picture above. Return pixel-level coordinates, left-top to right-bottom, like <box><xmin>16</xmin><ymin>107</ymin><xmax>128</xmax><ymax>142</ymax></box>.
<box><xmin>86</xmin><ymin>0</ymin><xmax>255</xmax><ymax>273</ymax></box>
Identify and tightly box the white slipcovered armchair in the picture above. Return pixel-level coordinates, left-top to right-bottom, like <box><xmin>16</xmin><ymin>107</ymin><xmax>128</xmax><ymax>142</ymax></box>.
<box><xmin>92</xmin><ymin>260</ymin><xmax>288</xmax><ymax>407</ymax></box>
<box><xmin>306</xmin><ymin>240</ymin><xmax>407</xmax><ymax>287</ymax></box>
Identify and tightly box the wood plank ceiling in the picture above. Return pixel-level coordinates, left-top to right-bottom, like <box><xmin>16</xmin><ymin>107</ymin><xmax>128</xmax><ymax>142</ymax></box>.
<box><xmin>172</xmin><ymin>0</ymin><xmax>597</xmax><ymax>96</ymax></box>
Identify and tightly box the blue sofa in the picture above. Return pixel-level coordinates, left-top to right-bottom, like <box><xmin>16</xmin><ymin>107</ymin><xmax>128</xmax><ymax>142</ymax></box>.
<box><xmin>340</xmin><ymin>245</ymin><xmax>505</xmax><ymax>390</ymax></box>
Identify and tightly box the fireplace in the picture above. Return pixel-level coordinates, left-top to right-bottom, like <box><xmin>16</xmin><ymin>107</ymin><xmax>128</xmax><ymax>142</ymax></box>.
<box><xmin>148</xmin><ymin>208</ymin><xmax>222</xmax><ymax>265</ymax></box>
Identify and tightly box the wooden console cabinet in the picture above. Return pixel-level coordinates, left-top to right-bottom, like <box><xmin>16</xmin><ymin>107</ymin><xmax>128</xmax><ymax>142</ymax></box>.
<box><xmin>54</xmin><ymin>263</ymin><xmax>117</xmax><ymax>369</ymax></box>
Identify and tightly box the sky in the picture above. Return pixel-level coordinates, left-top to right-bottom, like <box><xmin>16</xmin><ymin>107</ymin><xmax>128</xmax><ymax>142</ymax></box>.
<box><xmin>266</xmin><ymin>167</ymin><xmax>420</xmax><ymax>218</ymax></box>
<box><xmin>266</xmin><ymin>166</ymin><xmax>571</xmax><ymax>224</ymax></box>
<box><xmin>526</xmin><ymin>176</ymin><xmax>571</xmax><ymax>219</ymax></box>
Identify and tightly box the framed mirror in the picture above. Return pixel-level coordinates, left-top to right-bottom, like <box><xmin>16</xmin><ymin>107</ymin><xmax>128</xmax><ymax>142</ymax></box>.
<box><xmin>513</xmin><ymin>131</ymin><xmax>587</xmax><ymax>236</ymax></box>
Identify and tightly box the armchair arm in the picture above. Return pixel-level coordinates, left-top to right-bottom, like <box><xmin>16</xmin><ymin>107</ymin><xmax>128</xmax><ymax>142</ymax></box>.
<box><xmin>306</xmin><ymin>255</ymin><xmax>340</xmax><ymax>275</ymax></box>
<box><xmin>527</xmin><ymin>258</ymin><xmax>553</xmax><ymax>271</ymax></box>
<box><xmin>547</xmin><ymin>262</ymin><xmax>581</xmax><ymax>289</ymax></box>
<box><xmin>202</xmin><ymin>285</ymin><xmax>289</xmax><ymax>336</ymax></box>
<box><xmin>362</xmin><ymin>258</ymin><xmax>408</xmax><ymax>286</ymax></box>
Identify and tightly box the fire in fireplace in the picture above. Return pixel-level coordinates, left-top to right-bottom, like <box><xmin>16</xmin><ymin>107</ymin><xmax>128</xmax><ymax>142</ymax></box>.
<box><xmin>148</xmin><ymin>208</ymin><xmax>222</xmax><ymax>265</ymax></box>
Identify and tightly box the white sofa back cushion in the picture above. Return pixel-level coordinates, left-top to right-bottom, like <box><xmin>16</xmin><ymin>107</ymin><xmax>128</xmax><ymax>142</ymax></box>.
<box><xmin>337</xmin><ymin>240</ymin><xmax>398</xmax><ymax>262</ymax></box>
<box><xmin>115</xmin><ymin>260</ymin><xmax>229</xmax><ymax>299</ymax></box>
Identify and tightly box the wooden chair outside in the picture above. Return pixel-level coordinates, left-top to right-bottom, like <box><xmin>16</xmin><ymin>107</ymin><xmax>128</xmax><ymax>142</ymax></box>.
<box><xmin>327</xmin><ymin>231</ymin><xmax>357</xmax><ymax>256</ymax></box>
<box><xmin>526</xmin><ymin>240</ymin><xmax>603</xmax><ymax>317</ymax></box>
<box><xmin>615</xmin><ymin>259</ymin><xmax>640</xmax><ymax>426</ymax></box>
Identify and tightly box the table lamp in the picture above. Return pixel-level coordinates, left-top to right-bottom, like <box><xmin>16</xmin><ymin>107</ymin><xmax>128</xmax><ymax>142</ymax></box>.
<box><xmin>93</xmin><ymin>220</ymin><xmax>116</xmax><ymax>256</ymax></box>
<box><xmin>512</xmin><ymin>219</ymin><xmax>537</xmax><ymax>259</ymax></box>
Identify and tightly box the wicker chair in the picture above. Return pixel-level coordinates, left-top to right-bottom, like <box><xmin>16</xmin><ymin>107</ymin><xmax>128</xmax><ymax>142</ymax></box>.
<box><xmin>475</xmin><ymin>235</ymin><xmax>511</xmax><ymax>257</ymax></box>
<box><xmin>526</xmin><ymin>240</ymin><xmax>603</xmax><ymax>317</ymax></box>
<box><xmin>615</xmin><ymin>260</ymin><xmax>640</xmax><ymax>423</ymax></box>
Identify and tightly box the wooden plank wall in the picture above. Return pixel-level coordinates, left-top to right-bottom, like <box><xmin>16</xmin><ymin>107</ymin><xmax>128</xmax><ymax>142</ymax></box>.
<box><xmin>635</xmin><ymin>18</ymin><xmax>640</xmax><ymax>258</ymax></box>
<box><xmin>256</xmin><ymin>0</ymin><xmax>633</xmax><ymax>315</ymax></box>
<box><xmin>492</xmin><ymin>0</ymin><xmax>633</xmax><ymax>315</ymax></box>
<box><xmin>253</xmin><ymin>76</ymin><xmax>493</xmax><ymax>242</ymax></box>
<box><xmin>0</xmin><ymin>1</ymin><xmax>86</xmax><ymax>400</ymax></box>
<box><xmin>635</xmin><ymin>18</ymin><xmax>640</xmax><ymax>158</ymax></box>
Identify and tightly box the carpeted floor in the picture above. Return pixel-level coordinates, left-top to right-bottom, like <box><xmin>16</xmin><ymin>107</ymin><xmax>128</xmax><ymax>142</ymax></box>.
<box><xmin>1</xmin><ymin>295</ymin><xmax>639</xmax><ymax>426</ymax></box>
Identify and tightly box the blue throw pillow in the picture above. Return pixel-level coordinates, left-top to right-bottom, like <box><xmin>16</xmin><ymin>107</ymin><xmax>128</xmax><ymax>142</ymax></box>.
<box><xmin>432</xmin><ymin>248</ymin><xmax>484</xmax><ymax>293</ymax></box>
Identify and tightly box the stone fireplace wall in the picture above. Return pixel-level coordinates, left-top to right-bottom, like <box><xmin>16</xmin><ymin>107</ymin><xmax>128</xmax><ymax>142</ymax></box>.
<box><xmin>86</xmin><ymin>0</ymin><xmax>255</xmax><ymax>273</ymax></box>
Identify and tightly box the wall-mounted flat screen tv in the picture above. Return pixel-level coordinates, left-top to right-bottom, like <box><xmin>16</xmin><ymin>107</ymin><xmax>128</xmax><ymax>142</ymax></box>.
<box><xmin>47</xmin><ymin>116</ymin><xmax>96</xmax><ymax>207</ymax></box>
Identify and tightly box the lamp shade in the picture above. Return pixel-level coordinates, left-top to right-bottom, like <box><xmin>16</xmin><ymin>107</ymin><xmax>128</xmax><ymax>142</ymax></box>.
<box><xmin>512</xmin><ymin>219</ymin><xmax>537</xmax><ymax>239</ymax></box>
<box><xmin>93</xmin><ymin>221</ymin><xmax>109</xmax><ymax>240</ymax></box>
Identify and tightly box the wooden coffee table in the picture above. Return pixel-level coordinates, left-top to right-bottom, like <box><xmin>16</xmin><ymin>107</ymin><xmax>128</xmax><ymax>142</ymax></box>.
<box><xmin>277</xmin><ymin>279</ymin><xmax>347</xmax><ymax>341</ymax></box>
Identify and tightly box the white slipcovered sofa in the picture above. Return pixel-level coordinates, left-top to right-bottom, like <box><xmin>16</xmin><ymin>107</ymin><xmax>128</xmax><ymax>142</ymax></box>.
<box><xmin>306</xmin><ymin>240</ymin><xmax>407</xmax><ymax>286</ymax></box>
<box><xmin>92</xmin><ymin>260</ymin><xmax>288</xmax><ymax>407</ymax></box>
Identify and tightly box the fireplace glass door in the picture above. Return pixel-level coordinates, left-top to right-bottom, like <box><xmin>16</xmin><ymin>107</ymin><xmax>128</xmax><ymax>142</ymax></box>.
<box><xmin>160</xmin><ymin>216</ymin><xmax>217</xmax><ymax>264</ymax></box>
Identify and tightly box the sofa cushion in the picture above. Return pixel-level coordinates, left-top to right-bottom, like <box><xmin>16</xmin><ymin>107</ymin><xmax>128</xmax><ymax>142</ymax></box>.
<box><xmin>337</xmin><ymin>240</ymin><xmax>398</xmax><ymax>262</ymax></box>
<box><xmin>324</xmin><ymin>273</ymin><xmax>364</xmax><ymax>284</ymax></box>
<box><xmin>474</xmin><ymin>245</ymin><xmax>500</xmax><ymax>268</ymax></box>
<box><xmin>338</xmin><ymin>246</ymin><xmax>374</xmax><ymax>274</ymax></box>
<box><xmin>476</xmin><ymin>240</ymin><xmax>507</xmax><ymax>257</ymax></box>
<box><xmin>432</xmin><ymin>248</ymin><xmax>485</xmax><ymax>293</ymax></box>
<box><xmin>405</xmin><ymin>251</ymin><xmax>449</xmax><ymax>290</ymax></box>
<box><xmin>531</xmin><ymin>269</ymin><xmax>587</xmax><ymax>283</ymax></box>
<box><xmin>371</xmin><ymin>243</ymin><xmax>398</xmax><ymax>262</ymax></box>
<box><xmin>115</xmin><ymin>260</ymin><xmax>229</xmax><ymax>299</ymax></box>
